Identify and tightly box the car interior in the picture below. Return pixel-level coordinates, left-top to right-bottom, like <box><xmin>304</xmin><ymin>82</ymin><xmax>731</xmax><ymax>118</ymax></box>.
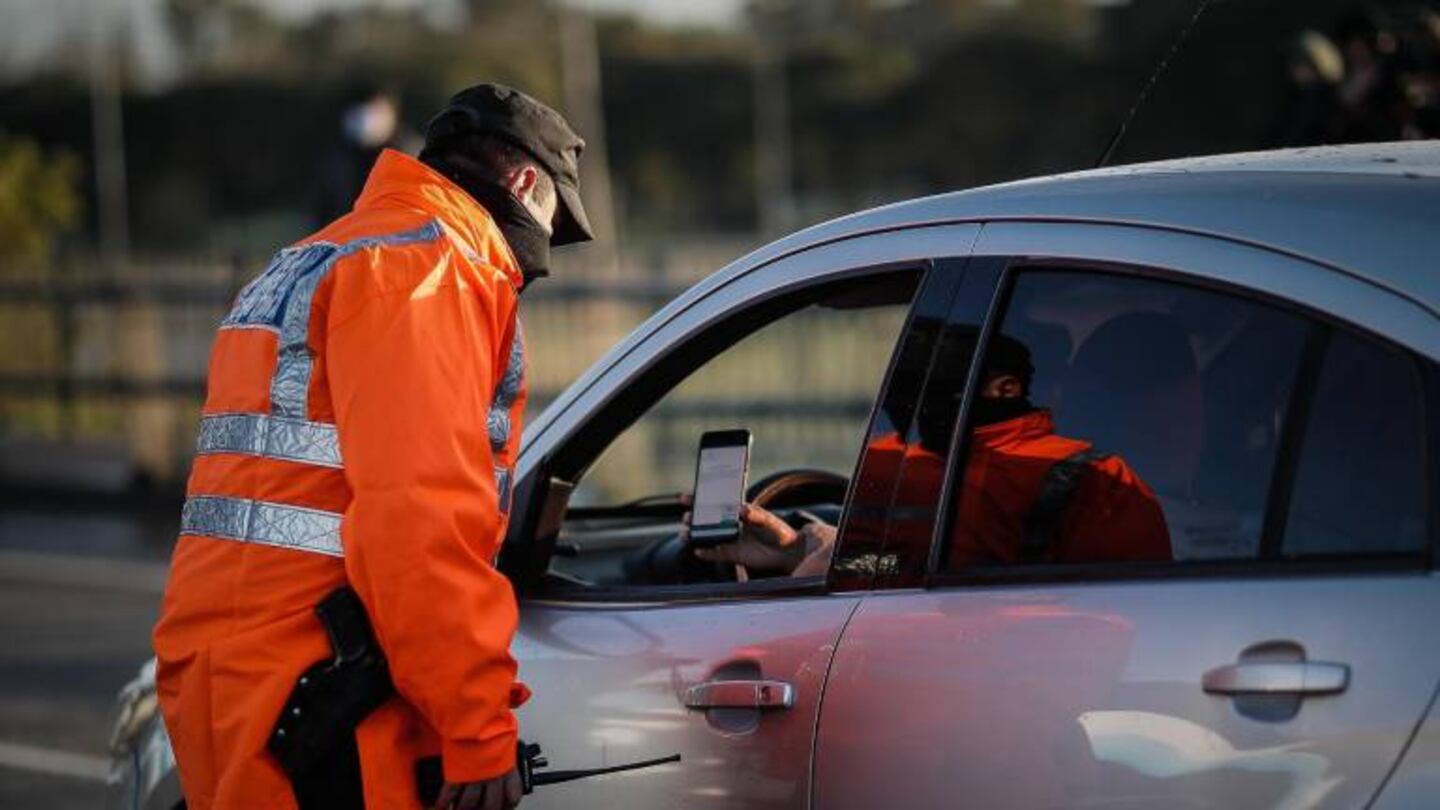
<box><xmin>525</xmin><ymin>269</ymin><xmax>921</xmax><ymax>592</ymax></box>
<box><xmin>993</xmin><ymin>267</ymin><xmax>1314</xmax><ymax>562</ymax></box>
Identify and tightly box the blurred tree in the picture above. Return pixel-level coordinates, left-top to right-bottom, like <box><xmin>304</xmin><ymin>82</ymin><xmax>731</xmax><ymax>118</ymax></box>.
<box><xmin>0</xmin><ymin>134</ymin><xmax>82</xmax><ymax>264</ymax></box>
<box><xmin>4</xmin><ymin>0</ymin><xmax>1435</xmax><ymax>253</ymax></box>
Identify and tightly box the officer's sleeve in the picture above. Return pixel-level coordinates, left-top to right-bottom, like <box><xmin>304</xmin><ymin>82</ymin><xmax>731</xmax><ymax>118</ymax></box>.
<box><xmin>326</xmin><ymin>259</ymin><xmax>521</xmax><ymax>783</ymax></box>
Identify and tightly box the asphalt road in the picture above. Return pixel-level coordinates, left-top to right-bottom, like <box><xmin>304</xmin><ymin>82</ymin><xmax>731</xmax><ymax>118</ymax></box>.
<box><xmin>0</xmin><ymin>506</ymin><xmax>171</xmax><ymax>809</ymax></box>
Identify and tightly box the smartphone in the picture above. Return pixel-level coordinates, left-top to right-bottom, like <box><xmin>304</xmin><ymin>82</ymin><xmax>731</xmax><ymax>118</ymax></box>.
<box><xmin>687</xmin><ymin>429</ymin><xmax>752</xmax><ymax>547</ymax></box>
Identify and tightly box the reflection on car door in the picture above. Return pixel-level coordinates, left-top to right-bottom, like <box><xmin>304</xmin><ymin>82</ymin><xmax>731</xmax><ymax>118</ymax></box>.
<box><xmin>813</xmin><ymin>242</ymin><xmax>1440</xmax><ymax>809</ymax></box>
<box><xmin>513</xmin><ymin>593</ymin><xmax>859</xmax><ymax>809</ymax></box>
<box><xmin>816</xmin><ymin>578</ymin><xmax>1440</xmax><ymax>809</ymax></box>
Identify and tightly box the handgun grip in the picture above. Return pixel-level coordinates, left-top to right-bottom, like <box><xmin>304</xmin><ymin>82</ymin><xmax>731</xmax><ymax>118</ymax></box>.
<box><xmin>315</xmin><ymin>586</ymin><xmax>377</xmax><ymax>665</ymax></box>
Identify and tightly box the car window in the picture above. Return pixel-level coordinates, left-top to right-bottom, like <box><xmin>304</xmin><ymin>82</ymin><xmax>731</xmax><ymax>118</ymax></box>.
<box><xmin>939</xmin><ymin>268</ymin><xmax>1311</xmax><ymax>571</ymax></box>
<box><xmin>577</xmin><ymin>302</ymin><xmax>908</xmax><ymax>506</ymax></box>
<box><xmin>547</xmin><ymin>270</ymin><xmax>920</xmax><ymax>591</ymax></box>
<box><xmin>1282</xmin><ymin>330</ymin><xmax>1428</xmax><ymax>556</ymax></box>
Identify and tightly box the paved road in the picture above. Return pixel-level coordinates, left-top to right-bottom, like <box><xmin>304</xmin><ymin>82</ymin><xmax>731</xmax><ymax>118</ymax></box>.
<box><xmin>0</xmin><ymin>506</ymin><xmax>171</xmax><ymax>808</ymax></box>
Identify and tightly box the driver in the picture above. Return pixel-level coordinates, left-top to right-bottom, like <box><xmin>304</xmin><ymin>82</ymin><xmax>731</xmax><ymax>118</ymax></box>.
<box><xmin>695</xmin><ymin>335</ymin><xmax>1170</xmax><ymax>575</ymax></box>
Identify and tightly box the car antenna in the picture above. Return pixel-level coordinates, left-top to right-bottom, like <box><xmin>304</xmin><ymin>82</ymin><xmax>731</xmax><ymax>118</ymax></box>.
<box><xmin>1094</xmin><ymin>0</ymin><xmax>1216</xmax><ymax>168</ymax></box>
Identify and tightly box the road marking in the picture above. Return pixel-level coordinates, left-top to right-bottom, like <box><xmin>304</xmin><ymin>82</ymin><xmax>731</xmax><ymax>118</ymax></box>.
<box><xmin>0</xmin><ymin>549</ymin><xmax>167</xmax><ymax>595</ymax></box>
<box><xmin>0</xmin><ymin>739</ymin><xmax>110</xmax><ymax>783</ymax></box>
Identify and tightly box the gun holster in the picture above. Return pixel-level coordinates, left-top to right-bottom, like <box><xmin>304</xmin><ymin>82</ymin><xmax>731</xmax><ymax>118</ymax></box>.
<box><xmin>269</xmin><ymin>586</ymin><xmax>395</xmax><ymax>780</ymax></box>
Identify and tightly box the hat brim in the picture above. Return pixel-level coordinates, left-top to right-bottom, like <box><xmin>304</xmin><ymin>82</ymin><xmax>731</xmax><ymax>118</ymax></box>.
<box><xmin>551</xmin><ymin>179</ymin><xmax>594</xmax><ymax>246</ymax></box>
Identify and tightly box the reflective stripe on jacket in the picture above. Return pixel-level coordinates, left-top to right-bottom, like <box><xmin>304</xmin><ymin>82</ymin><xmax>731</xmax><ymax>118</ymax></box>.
<box><xmin>154</xmin><ymin>149</ymin><xmax>530</xmax><ymax>809</ymax></box>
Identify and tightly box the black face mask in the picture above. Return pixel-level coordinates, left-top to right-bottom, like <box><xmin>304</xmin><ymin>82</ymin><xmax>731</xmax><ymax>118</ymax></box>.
<box><xmin>970</xmin><ymin>395</ymin><xmax>1036</xmax><ymax>427</ymax></box>
<box><xmin>426</xmin><ymin>157</ymin><xmax>552</xmax><ymax>287</ymax></box>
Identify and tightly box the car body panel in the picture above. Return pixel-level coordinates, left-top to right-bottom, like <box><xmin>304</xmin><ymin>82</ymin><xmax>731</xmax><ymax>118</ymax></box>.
<box><xmin>502</xmin><ymin>228</ymin><xmax>970</xmax><ymax>808</ymax></box>
<box><xmin>1372</xmin><ymin>681</ymin><xmax>1440</xmax><ymax>809</ymax></box>
<box><xmin>511</xmin><ymin>593</ymin><xmax>860</xmax><ymax>809</ymax></box>
<box><xmin>813</xmin><ymin>211</ymin><xmax>1440</xmax><ymax>809</ymax></box>
<box><xmin>814</xmin><ymin>575</ymin><xmax>1440</xmax><ymax>810</ymax></box>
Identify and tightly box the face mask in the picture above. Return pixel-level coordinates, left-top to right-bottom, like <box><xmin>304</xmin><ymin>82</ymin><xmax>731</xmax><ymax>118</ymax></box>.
<box><xmin>970</xmin><ymin>395</ymin><xmax>1035</xmax><ymax>427</ymax></box>
<box><xmin>428</xmin><ymin>157</ymin><xmax>552</xmax><ymax>286</ymax></box>
<box><xmin>480</xmin><ymin>186</ymin><xmax>552</xmax><ymax>286</ymax></box>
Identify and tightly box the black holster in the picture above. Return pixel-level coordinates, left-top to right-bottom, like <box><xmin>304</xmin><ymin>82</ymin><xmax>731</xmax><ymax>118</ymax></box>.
<box><xmin>270</xmin><ymin>587</ymin><xmax>395</xmax><ymax>808</ymax></box>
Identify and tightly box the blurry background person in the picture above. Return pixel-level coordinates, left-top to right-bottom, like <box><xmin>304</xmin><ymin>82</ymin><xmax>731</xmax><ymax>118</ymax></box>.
<box><xmin>314</xmin><ymin>83</ymin><xmax>415</xmax><ymax>226</ymax></box>
<box><xmin>1271</xmin><ymin>30</ymin><xmax>1345</xmax><ymax>146</ymax></box>
<box><xmin>1336</xmin><ymin>10</ymin><xmax>1406</xmax><ymax>140</ymax></box>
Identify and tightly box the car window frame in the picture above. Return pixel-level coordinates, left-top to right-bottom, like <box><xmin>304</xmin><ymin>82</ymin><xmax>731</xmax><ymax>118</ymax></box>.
<box><xmin>1427</xmin><ymin>360</ymin><xmax>1440</xmax><ymax>571</ymax></box>
<box><xmin>505</xmin><ymin>255</ymin><xmax>970</xmax><ymax>603</ymax></box>
<box><xmin>919</xmin><ymin>253</ymin><xmax>1436</xmax><ymax>590</ymax></box>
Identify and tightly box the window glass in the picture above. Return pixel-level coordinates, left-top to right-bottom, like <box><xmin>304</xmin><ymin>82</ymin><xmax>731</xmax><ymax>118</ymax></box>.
<box><xmin>1283</xmin><ymin>332</ymin><xmax>1427</xmax><ymax>556</ymax></box>
<box><xmin>941</xmin><ymin>269</ymin><xmax>1309</xmax><ymax>571</ymax></box>
<box><xmin>550</xmin><ymin>272</ymin><xmax>918</xmax><ymax>589</ymax></box>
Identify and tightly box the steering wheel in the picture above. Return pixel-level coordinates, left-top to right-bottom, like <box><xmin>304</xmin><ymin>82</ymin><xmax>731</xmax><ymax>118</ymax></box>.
<box><xmin>745</xmin><ymin>468</ymin><xmax>849</xmax><ymax>511</ymax></box>
<box><xmin>718</xmin><ymin>468</ymin><xmax>850</xmax><ymax>582</ymax></box>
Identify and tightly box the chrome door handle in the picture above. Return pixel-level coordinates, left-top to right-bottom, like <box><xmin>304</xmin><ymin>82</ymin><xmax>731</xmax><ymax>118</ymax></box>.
<box><xmin>683</xmin><ymin>679</ymin><xmax>795</xmax><ymax>710</ymax></box>
<box><xmin>1202</xmin><ymin>662</ymin><xmax>1349</xmax><ymax>696</ymax></box>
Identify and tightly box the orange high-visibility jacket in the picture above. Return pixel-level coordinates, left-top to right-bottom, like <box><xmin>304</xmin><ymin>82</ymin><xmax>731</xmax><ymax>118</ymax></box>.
<box><xmin>153</xmin><ymin>149</ymin><xmax>531</xmax><ymax>809</ymax></box>
<box><xmin>875</xmin><ymin>409</ymin><xmax>1171</xmax><ymax>567</ymax></box>
<box><xmin>949</xmin><ymin>409</ymin><xmax>1171</xmax><ymax>565</ymax></box>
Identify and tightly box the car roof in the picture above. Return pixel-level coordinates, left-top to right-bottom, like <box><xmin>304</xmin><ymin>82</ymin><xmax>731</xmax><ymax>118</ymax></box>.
<box><xmin>738</xmin><ymin>141</ymin><xmax>1440</xmax><ymax>315</ymax></box>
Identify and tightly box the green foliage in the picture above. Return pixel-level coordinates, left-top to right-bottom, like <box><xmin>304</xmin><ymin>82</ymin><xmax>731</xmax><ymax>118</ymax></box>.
<box><xmin>0</xmin><ymin>135</ymin><xmax>82</xmax><ymax>263</ymax></box>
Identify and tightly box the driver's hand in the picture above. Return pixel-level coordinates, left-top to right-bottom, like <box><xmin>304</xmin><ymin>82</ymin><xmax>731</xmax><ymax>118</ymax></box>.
<box><xmin>692</xmin><ymin>503</ymin><xmax>806</xmax><ymax>574</ymax></box>
<box><xmin>433</xmin><ymin>768</ymin><xmax>523</xmax><ymax>810</ymax></box>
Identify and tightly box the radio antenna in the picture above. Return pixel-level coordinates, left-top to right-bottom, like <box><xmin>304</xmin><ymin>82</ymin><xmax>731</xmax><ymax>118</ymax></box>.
<box><xmin>1094</xmin><ymin>0</ymin><xmax>1216</xmax><ymax>168</ymax></box>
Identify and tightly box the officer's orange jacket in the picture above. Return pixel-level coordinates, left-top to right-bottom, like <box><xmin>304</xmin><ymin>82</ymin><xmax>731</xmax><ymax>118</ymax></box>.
<box><xmin>153</xmin><ymin>149</ymin><xmax>531</xmax><ymax>809</ymax></box>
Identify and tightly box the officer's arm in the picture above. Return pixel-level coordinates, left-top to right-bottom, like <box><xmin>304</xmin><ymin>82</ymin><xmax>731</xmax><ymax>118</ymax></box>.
<box><xmin>327</xmin><ymin>257</ymin><xmax>521</xmax><ymax>784</ymax></box>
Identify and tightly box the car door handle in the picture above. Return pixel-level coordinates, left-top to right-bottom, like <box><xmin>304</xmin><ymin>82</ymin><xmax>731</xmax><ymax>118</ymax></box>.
<box><xmin>1202</xmin><ymin>662</ymin><xmax>1350</xmax><ymax>696</ymax></box>
<box><xmin>683</xmin><ymin>679</ymin><xmax>795</xmax><ymax>710</ymax></box>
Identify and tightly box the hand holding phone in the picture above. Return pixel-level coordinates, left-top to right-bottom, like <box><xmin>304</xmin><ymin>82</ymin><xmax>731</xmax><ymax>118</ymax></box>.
<box><xmin>687</xmin><ymin>430</ymin><xmax>752</xmax><ymax>547</ymax></box>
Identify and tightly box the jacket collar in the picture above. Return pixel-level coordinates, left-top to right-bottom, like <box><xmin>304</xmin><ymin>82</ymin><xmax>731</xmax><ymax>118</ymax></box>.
<box><xmin>353</xmin><ymin>149</ymin><xmax>525</xmax><ymax>289</ymax></box>
<box><xmin>973</xmin><ymin>408</ymin><xmax>1056</xmax><ymax>449</ymax></box>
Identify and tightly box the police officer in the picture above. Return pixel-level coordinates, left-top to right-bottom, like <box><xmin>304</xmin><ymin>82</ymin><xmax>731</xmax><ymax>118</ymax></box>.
<box><xmin>153</xmin><ymin>84</ymin><xmax>592</xmax><ymax>810</ymax></box>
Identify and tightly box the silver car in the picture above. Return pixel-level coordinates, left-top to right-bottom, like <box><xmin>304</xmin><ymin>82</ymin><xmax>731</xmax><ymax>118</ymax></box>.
<box><xmin>110</xmin><ymin>142</ymin><xmax>1440</xmax><ymax>810</ymax></box>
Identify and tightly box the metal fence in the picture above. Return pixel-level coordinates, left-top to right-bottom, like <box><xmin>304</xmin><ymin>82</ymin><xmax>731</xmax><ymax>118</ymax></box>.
<box><xmin>0</xmin><ymin>251</ymin><xmax>896</xmax><ymax>503</ymax></box>
<box><xmin>0</xmin><ymin>257</ymin><xmax>668</xmax><ymax>486</ymax></box>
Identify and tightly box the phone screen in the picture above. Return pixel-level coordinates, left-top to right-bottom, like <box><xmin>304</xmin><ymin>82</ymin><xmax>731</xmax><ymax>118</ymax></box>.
<box><xmin>692</xmin><ymin>444</ymin><xmax>748</xmax><ymax>531</ymax></box>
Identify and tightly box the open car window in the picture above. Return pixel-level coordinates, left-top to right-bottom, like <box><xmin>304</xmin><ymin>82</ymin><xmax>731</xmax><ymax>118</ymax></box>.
<box><xmin>538</xmin><ymin>269</ymin><xmax>921</xmax><ymax>594</ymax></box>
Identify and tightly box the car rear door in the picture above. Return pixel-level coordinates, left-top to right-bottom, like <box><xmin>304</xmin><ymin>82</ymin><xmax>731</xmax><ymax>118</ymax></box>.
<box><xmin>813</xmin><ymin>223</ymin><xmax>1440</xmax><ymax>809</ymax></box>
<box><xmin>499</xmin><ymin>227</ymin><xmax>980</xmax><ymax>808</ymax></box>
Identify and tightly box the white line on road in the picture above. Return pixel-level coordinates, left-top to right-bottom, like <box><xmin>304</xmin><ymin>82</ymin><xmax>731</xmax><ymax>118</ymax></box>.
<box><xmin>0</xmin><ymin>739</ymin><xmax>110</xmax><ymax>783</ymax></box>
<box><xmin>0</xmin><ymin>549</ymin><xmax>167</xmax><ymax>595</ymax></box>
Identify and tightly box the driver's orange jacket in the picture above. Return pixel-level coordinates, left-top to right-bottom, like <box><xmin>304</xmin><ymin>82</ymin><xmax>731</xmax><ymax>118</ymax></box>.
<box><xmin>153</xmin><ymin>150</ymin><xmax>531</xmax><ymax>809</ymax></box>
<box><xmin>878</xmin><ymin>409</ymin><xmax>1170</xmax><ymax>566</ymax></box>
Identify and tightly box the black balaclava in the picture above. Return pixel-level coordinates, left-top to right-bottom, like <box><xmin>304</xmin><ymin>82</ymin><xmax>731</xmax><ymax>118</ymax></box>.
<box><xmin>970</xmin><ymin>394</ymin><xmax>1036</xmax><ymax>427</ymax></box>
<box><xmin>972</xmin><ymin>333</ymin><xmax>1038</xmax><ymax>427</ymax></box>
<box><xmin>425</xmin><ymin>154</ymin><xmax>552</xmax><ymax>286</ymax></box>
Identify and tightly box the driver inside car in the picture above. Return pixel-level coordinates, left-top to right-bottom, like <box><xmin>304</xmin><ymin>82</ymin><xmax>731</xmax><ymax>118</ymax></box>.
<box><xmin>693</xmin><ymin>335</ymin><xmax>1171</xmax><ymax>575</ymax></box>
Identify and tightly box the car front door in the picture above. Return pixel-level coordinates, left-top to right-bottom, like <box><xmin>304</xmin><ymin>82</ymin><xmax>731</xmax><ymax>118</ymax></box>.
<box><xmin>813</xmin><ymin>223</ymin><xmax>1440</xmax><ymax>809</ymax></box>
<box><xmin>498</xmin><ymin>226</ymin><xmax>980</xmax><ymax>808</ymax></box>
